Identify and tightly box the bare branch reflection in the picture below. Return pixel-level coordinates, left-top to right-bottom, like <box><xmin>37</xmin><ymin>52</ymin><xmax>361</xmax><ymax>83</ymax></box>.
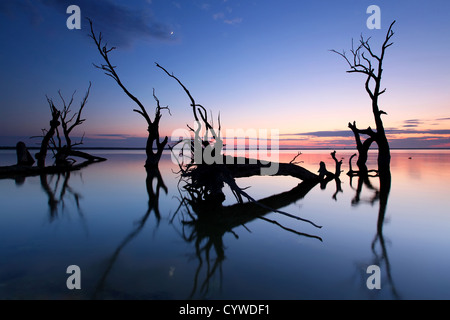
<box><xmin>93</xmin><ymin>165</ymin><xmax>167</xmax><ymax>299</ymax></box>
<box><xmin>173</xmin><ymin>179</ymin><xmax>321</xmax><ymax>299</ymax></box>
<box><xmin>39</xmin><ymin>171</ymin><xmax>84</xmax><ymax>222</ymax></box>
<box><xmin>351</xmin><ymin>172</ymin><xmax>401</xmax><ymax>299</ymax></box>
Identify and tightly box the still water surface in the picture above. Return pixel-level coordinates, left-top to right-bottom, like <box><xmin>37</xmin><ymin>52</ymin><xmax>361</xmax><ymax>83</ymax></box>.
<box><xmin>0</xmin><ymin>149</ymin><xmax>449</xmax><ymax>300</ymax></box>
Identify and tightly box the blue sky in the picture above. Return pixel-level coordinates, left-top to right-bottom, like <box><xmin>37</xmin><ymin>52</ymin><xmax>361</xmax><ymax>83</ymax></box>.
<box><xmin>1</xmin><ymin>0</ymin><xmax>449</xmax><ymax>148</ymax></box>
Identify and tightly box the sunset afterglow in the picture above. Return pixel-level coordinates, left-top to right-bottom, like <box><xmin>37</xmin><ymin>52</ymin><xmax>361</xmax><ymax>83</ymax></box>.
<box><xmin>1</xmin><ymin>0</ymin><xmax>449</xmax><ymax>149</ymax></box>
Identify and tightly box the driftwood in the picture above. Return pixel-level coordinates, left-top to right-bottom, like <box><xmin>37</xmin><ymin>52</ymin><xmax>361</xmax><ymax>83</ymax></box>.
<box><xmin>223</xmin><ymin>155</ymin><xmax>319</xmax><ymax>181</ymax></box>
<box><xmin>178</xmin><ymin>155</ymin><xmax>323</xmax><ymax>229</ymax></box>
<box><xmin>158</xmin><ymin>63</ymin><xmax>345</xmax><ymax>233</ymax></box>
<box><xmin>0</xmin><ymin>156</ymin><xmax>106</xmax><ymax>180</ymax></box>
<box><xmin>2</xmin><ymin>137</ymin><xmax>106</xmax><ymax>180</ymax></box>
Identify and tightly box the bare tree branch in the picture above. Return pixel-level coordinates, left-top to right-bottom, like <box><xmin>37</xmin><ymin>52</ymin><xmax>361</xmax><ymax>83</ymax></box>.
<box><xmin>88</xmin><ymin>18</ymin><xmax>152</xmax><ymax>125</ymax></box>
<box><xmin>88</xmin><ymin>18</ymin><xmax>170</xmax><ymax>166</ymax></box>
<box><xmin>333</xmin><ymin>21</ymin><xmax>396</xmax><ymax>176</ymax></box>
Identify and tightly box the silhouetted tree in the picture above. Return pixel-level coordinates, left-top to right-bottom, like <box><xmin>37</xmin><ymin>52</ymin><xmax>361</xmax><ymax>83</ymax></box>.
<box><xmin>88</xmin><ymin>19</ymin><xmax>170</xmax><ymax>167</ymax></box>
<box><xmin>156</xmin><ymin>63</ymin><xmax>323</xmax><ymax>229</ymax></box>
<box><xmin>51</xmin><ymin>82</ymin><xmax>90</xmax><ymax>165</ymax></box>
<box><xmin>35</xmin><ymin>82</ymin><xmax>105</xmax><ymax>167</ymax></box>
<box><xmin>332</xmin><ymin>21</ymin><xmax>396</xmax><ymax>176</ymax></box>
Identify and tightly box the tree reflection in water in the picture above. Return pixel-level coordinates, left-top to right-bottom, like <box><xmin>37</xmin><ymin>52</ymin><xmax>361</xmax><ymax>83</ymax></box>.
<box><xmin>92</xmin><ymin>164</ymin><xmax>324</xmax><ymax>299</ymax></box>
<box><xmin>90</xmin><ymin>156</ymin><xmax>401</xmax><ymax>300</ymax></box>
<box><xmin>172</xmin><ymin>178</ymin><xmax>322</xmax><ymax>299</ymax></box>
<box><xmin>39</xmin><ymin>171</ymin><xmax>84</xmax><ymax>223</ymax></box>
<box><xmin>93</xmin><ymin>165</ymin><xmax>167</xmax><ymax>299</ymax></box>
<box><xmin>349</xmin><ymin>171</ymin><xmax>401</xmax><ymax>299</ymax></box>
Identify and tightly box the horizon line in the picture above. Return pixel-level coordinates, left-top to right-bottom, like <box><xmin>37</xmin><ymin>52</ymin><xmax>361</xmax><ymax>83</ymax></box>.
<box><xmin>1</xmin><ymin>146</ymin><xmax>449</xmax><ymax>151</ymax></box>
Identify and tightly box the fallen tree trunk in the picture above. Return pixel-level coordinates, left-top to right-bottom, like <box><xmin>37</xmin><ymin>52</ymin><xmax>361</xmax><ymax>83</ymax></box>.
<box><xmin>223</xmin><ymin>155</ymin><xmax>320</xmax><ymax>181</ymax></box>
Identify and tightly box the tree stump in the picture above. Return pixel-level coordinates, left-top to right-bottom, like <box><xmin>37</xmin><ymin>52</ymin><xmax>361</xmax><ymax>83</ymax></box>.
<box><xmin>16</xmin><ymin>142</ymin><xmax>35</xmax><ymax>166</ymax></box>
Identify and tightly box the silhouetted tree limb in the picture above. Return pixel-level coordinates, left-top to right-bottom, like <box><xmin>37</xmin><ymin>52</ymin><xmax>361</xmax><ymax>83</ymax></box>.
<box><xmin>289</xmin><ymin>151</ymin><xmax>303</xmax><ymax>164</ymax></box>
<box><xmin>156</xmin><ymin>62</ymin><xmax>222</xmax><ymax>165</ymax></box>
<box><xmin>156</xmin><ymin>63</ymin><xmax>201</xmax><ymax>124</ymax></box>
<box><xmin>0</xmin><ymin>157</ymin><xmax>106</xmax><ymax>179</ymax></box>
<box><xmin>89</xmin><ymin>18</ymin><xmax>169</xmax><ymax>166</ymax></box>
<box><xmin>29</xmin><ymin>83</ymin><xmax>106</xmax><ymax>170</ymax></box>
<box><xmin>224</xmin><ymin>156</ymin><xmax>318</xmax><ymax>180</ymax></box>
<box><xmin>348</xmin><ymin>121</ymin><xmax>375</xmax><ymax>175</ymax></box>
<box><xmin>330</xmin><ymin>151</ymin><xmax>343</xmax><ymax>178</ymax></box>
<box><xmin>35</xmin><ymin>103</ymin><xmax>61</xmax><ymax>168</ymax></box>
<box><xmin>59</xmin><ymin>82</ymin><xmax>91</xmax><ymax>152</ymax></box>
<box><xmin>38</xmin><ymin>82</ymin><xmax>106</xmax><ymax>166</ymax></box>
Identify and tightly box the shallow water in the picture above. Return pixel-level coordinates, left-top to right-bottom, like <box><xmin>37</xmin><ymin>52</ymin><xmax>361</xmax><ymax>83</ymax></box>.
<box><xmin>0</xmin><ymin>149</ymin><xmax>449</xmax><ymax>300</ymax></box>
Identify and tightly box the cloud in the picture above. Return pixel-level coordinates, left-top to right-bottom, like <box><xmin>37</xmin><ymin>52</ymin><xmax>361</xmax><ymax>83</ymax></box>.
<box><xmin>224</xmin><ymin>17</ymin><xmax>242</xmax><ymax>25</ymax></box>
<box><xmin>213</xmin><ymin>12</ymin><xmax>225</xmax><ymax>20</ymax></box>
<box><xmin>212</xmin><ymin>12</ymin><xmax>242</xmax><ymax>25</ymax></box>
<box><xmin>91</xmin><ymin>133</ymin><xmax>131</xmax><ymax>140</ymax></box>
<box><xmin>285</xmin><ymin>128</ymin><xmax>450</xmax><ymax>138</ymax></box>
<box><xmin>394</xmin><ymin>129</ymin><xmax>450</xmax><ymax>135</ymax></box>
<box><xmin>389</xmin><ymin>137</ymin><xmax>450</xmax><ymax>149</ymax></box>
<box><xmin>401</xmin><ymin>119</ymin><xmax>422</xmax><ymax>128</ymax></box>
<box><xmin>404</xmin><ymin>119</ymin><xmax>422</xmax><ymax>124</ymax></box>
<box><xmin>1</xmin><ymin>0</ymin><xmax>174</xmax><ymax>47</ymax></box>
<box><xmin>210</xmin><ymin>1</ymin><xmax>242</xmax><ymax>26</ymax></box>
<box><xmin>282</xmin><ymin>130</ymin><xmax>353</xmax><ymax>138</ymax></box>
<box><xmin>200</xmin><ymin>3</ymin><xmax>211</xmax><ymax>11</ymax></box>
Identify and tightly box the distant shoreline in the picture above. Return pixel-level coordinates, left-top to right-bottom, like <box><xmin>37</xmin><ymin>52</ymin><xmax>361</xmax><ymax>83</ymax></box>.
<box><xmin>1</xmin><ymin>146</ymin><xmax>449</xmax><ymax>151</ymax></box>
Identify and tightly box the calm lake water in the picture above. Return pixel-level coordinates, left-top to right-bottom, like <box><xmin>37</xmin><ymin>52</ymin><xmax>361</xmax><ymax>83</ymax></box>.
<box><xmin>0</xmin><ymin>149</ymin><xmax>449</xmax><ymax>300</ymax></box>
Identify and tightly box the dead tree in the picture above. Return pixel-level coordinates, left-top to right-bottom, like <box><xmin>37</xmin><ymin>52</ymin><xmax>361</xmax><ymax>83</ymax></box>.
<box><xmin>38</xmin><ymin>82</ymin><xmax>106</xmax><ymax>166</ymax></box>
<box><xmin>332</xmin><ymin>20</ymin><xmax>396</xmax><ymax>176</ymax></box>
<box><xmin>53</xmin><ymin>82</ymin><xmax>90</xmax><ymax>165</ymax></box>
<box><xmin>156</xmin><ymin>63</ymin><xmax>322</xmax><ymax>229</ymax></box>
<box><xmin>155</xmin><ymin>62</ymin><xmax>223</xmax><ymax>166</ymax></box>
<box><xmin>58</xmin><ymin>86</ymin><xmax>89</xmax><ymax>153</ymax></box>
<box><xmin>88</xmin><ymin>19</ymin><xmax>169</xmax><ymax>167</ymax></box>
<box><xmin>35</xmin><ymin>104</ymin><xmax>60</xmax><ymax>168</ymax></box>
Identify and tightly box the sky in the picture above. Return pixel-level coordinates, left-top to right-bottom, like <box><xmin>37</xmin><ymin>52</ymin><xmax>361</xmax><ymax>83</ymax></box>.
<box><xmin>0</xmin><ymin>0</ymin><xmax>449</xmax><ymax>149</ymax></box>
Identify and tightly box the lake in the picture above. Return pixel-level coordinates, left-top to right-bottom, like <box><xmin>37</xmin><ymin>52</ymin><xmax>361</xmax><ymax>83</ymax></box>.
<box><xmin>0</xmin><ymin>149</ymin><xmax>449</xmax><ymax>300</ymax></box>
